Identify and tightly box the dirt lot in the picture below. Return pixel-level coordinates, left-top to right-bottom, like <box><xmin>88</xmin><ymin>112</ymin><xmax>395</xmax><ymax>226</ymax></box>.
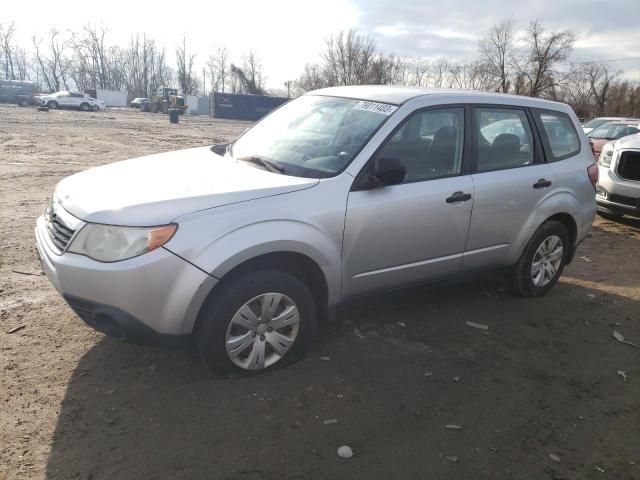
<box><xmin>1</xmin><ymin>103</ymin><xmax>639</xmax><ymax>480</ymax></box>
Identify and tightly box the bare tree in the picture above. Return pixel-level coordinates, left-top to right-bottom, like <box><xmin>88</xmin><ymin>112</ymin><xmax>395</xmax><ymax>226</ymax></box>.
<box><xmin>430</xmin><ymin>58</ymin><xmax>449</xmax><ymax>88</ymax></box>
<box><xmin>230</xmin><ymin>51</ymin><xmax>265</xmax><ymax>95</ymax></box>
<box><xmin>32</xmin><ymin>29</ymin><xmax>70</xmax><ymax>92</ymax></box>
<box><xmin>0</xmin><ymin>22</ymin><xmax>17</xmax><ymax>79</ymax></box>
<box><xmin>175</xmin><ymin>36</ymin><xmax>198</xmax><ymax>94</ymax></box>
<box><xmin>295</xmin><ymin>63</ymin><xmax>327</xmax><ymax>92</ymax></box>
<box><xmin>585</xmin><ymin>62</ymin><xmax>617</xmax><ymax>116</ymax></box>
<box><xmin>514</xmin><ymin>20</ymin><xmax>575</xmax><ymax>97</ymax></box>
<box><xmin>479</xmin><ymin>18</ymin><xmax>515</xmax><ymax>93</ymax></box>
<box><xmin>323</xmin><ymin>30</ymin><xmax>376</xmax><ymax>85</ymax></box>
<box><xmin>124</xmin><ymin>35</ymin><xmax>172</xmax><ymax>97</ymax></box>
<box><xmin>206</xmin><ymin>45</ymin><xmax>230</xmax><ymax>93</ymax></box>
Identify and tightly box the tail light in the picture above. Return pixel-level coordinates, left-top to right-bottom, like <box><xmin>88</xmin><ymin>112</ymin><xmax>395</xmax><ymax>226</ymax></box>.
<box><xmin>590</xmin><ymin>139</ymin><xmax>595</xmax><ymax>156</ymax></box>
<box><xmin>587</xmin><ymin>163</ymin><xmax>598</xmax><ymax>190</ymax></box>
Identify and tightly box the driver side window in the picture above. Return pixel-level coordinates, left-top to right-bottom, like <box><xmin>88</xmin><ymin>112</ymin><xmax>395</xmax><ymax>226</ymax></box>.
<box><xmin>376</xmin><ymin>108</ymin><xmax>465</xmax><ymax>183</ymax></box>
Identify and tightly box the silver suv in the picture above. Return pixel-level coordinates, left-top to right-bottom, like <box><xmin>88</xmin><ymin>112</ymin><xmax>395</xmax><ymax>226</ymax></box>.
<box><xmin>596</xmin><ymin>133</ymin><xmax>640</xmax><ymax>218</ymax></box>
<box><xmin>35</xmin><ymin>86</ymin><xmax>597</xmax><ymax>376</ymax></box>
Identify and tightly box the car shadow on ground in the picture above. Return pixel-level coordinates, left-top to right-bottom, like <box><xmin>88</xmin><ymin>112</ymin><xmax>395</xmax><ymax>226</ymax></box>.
<box><xmin>45</xmin><ymin>277</ymin><xmax>640</xmax><ymax>480</ymax></box>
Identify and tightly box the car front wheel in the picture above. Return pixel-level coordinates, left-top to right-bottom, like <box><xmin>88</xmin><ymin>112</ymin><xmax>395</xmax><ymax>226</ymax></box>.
<box><xmin>197</xmin><ymin>270</ymin><xmax>317</xmax><ymax>377</ymax></box>
<box><xmin>512</xmin><ymin>220</ymin><xmax>569</xmax><ymax>297</ymax></box>
<box><xmin>47</xmin><ymin>101</ymin><xmax>58</xmax><ymax>109</ymax></box>
<box><xmin>80</xmin><ymin>102</ymin><xmax>90</xmax><ymax>111</ymax></box>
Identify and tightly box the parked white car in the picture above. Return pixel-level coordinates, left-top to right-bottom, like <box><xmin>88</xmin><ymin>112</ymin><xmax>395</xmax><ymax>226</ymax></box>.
<box><xmin>36</xmin><ymin>91</ymin><xmax>105</xmax><ymax>111</ymax></box>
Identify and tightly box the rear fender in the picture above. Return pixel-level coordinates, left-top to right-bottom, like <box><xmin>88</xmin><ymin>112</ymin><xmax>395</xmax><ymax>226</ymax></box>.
<box><xmin>509</xmin><ymin>189</ymin><xmax>579</xmax><ymax>263</ymax></box>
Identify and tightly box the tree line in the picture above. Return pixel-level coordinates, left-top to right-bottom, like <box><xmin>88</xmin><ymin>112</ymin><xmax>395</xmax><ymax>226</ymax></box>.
<box><xmin>297</xmin><ymin>20</ymin><xmax>639</xmax><ymax>119</ymax></box>
<box><xmin>0</xmin><ymin>23</ymin><xmax>266</xmax><ymax>98</ymax></box>
<box><xmin>1</xmin><ymin>20</ymin><xmax>638</xmax><ymax>118</ymax></box>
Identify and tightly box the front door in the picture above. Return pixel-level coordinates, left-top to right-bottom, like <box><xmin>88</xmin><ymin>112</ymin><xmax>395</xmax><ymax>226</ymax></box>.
<box><xmin>342</xmin><ymin>107</ymin><xmax>474</xmax><ymax>297</ymax></box>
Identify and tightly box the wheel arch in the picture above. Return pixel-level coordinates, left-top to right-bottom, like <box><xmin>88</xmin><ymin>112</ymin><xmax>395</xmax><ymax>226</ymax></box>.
<box><xmin>191</xmin><ymin>251</ymin><xmax>330</xmax><ymax>337</ymax></box>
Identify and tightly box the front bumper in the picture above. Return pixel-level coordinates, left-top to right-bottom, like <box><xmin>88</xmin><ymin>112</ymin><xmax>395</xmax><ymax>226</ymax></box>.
<box><xmin>35</xmin><ymin>214</ymin><xmax>215</xmax><ymax>339</ymax></box>
<box><xmin>596</xmin><ymin>164</ymin><xmax>640</xmax><ymax>217</ymax></box>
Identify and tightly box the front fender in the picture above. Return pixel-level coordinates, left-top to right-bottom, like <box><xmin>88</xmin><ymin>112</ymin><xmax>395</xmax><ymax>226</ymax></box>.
<box><xmin>186</xmin><ymin>219</ymin><xmax>342</xmax><ymax>306</ymax></box>
<box><xmin>509</xmin><ymin>188</ymin><xmax>579</xmax><ymax>263</ymax></box>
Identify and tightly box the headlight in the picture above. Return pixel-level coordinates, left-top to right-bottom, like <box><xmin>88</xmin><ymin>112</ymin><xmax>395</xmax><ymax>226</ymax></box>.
<box><xmin>68</xmin><ymin>223</ymin><xmax>177</xmax><ymax>262</ymax></box>
<box><xmin>598</xmin><ymin>148</ymin><xmax>614</xmax><ymax>168</ymax></box>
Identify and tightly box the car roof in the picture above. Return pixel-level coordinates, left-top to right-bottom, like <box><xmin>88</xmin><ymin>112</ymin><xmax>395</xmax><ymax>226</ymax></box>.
<box><xmin>306</xmin><ymin>85</ymin><xmax>568</xmax><ymax>109</ymax></box>
<box><xmin>602</xmin><ymin>120</ymin><xmax>640</xmax><ymax>125</ymax></box>
<box><xmin>593</xmin><ymin>116</ymin><xmax>639</xmax><ymax>121</ymax></box>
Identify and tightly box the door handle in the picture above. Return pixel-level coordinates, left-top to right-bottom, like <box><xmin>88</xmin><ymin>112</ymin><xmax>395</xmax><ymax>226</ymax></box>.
<box><xmin>533</xmin><ymin>178</ymin><xmax>552</xmax><ymax>189</ymax></box>
<box><xmin>446</xmin><ymin>191</ymin><xmax>472</xmax><ymax>203</ymax></box>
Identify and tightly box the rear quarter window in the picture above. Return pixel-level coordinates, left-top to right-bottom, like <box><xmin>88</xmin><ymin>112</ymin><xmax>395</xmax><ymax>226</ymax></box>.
<box><xmin>534</xmin><ymin>110</ymin><xmax>581</xmax><ymax>161</ymax></box>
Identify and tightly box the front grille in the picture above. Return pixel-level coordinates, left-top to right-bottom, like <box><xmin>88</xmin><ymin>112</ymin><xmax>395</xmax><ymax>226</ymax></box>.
<box><xmin>617</xmin><ymin>151</ymin><xmax>640</xmax><ymax>181</ymax></box>
<box><xmin>45</xmin><ymin>205</ymin><xmax>75</xmax><ymax>251</ymax></box>
<box><xmin>608</xmin><ymin>193</ymin><xmax>640</xmax><ymax>208</ymax></box>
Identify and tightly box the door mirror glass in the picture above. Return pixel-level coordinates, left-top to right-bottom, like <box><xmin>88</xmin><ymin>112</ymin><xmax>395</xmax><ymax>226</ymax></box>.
<box><xmin>371</xmin><ymin>157</ymin><xmax>406</xmax><ymax>187</ymax></box>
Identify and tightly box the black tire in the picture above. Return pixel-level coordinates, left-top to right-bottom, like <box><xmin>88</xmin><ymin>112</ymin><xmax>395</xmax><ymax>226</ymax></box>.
<box><xmin>47</xmin><ymin>101</ymin><xmax>58</xmax><ymax>109</ymax></box>
<box><xmin>18</xmin><ymin>99</ymin><xmax>29</xmax><ymax>107</ymax></box>
<box><xmin>511</xmin><ymin>220</ymin><xmax>570</xmax><ymax>297</ymax></box>
<box><xmin>80</xmin><ymin>102</ymin><xmax>90</xmax><ymax>111</ymax></box>
<box><xmin>197</xmin><ymin>270</ymin><xmax>317</xmax><ymax>377</ymax></box>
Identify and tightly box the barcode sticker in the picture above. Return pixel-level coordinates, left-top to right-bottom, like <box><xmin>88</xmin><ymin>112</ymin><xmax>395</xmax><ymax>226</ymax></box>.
<box><xmin>352</xmin><ymin>101</ymin><xmax>398</xmax><ymax>115</ymax></box>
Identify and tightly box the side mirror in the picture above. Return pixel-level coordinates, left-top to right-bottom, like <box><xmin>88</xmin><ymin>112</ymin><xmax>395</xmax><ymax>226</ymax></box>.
<box><xmin>211</xmin><ymin>142</ymin><xmax>230</xmax><ymax>156</ymax></box>
<box><xmin>369</xmin><ymin>157</ymin><xmax>406</xmax><ymax>187</ymax></box>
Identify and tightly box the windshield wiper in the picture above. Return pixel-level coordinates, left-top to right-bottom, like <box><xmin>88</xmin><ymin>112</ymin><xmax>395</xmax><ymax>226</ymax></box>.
<box><xmin>238</xmin><ymin>156</ymin><xmax>286</xmax><ymax>174</ymax></box>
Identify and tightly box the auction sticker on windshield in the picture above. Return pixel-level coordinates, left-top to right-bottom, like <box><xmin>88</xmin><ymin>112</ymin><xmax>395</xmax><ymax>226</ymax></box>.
<box><xmin>352</xmin><ymin>101</ymin><xmax>398</xmax><ymax>115</ymax></box>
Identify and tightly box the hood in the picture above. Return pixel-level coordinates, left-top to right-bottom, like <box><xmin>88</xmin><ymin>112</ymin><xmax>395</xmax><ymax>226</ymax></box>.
<box><xmin>55</xmin><ymin>146</ymin><xmax>318</xmax><ymax>225</ymax></box>
<box><xmin>613</xmin><ymin>133</ymin><xmax>640</xmax><ymax>150</ymax></box>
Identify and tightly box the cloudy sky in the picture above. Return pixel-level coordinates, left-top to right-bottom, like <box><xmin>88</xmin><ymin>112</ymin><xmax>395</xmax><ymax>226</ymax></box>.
<box><xmin>5</xmin><ymin>0</ymin><xmax>640</xmax><ymax>88</ymax></box>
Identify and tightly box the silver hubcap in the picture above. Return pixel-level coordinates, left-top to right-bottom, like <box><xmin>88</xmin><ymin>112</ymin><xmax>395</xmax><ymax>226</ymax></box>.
<box><xmin>225</xmin><ymin>293</ymin><xmax>300</xmax><ymax>370</ymax></box>
<box><xmin>531</xmin><ymin>235</ymin><xmax>563</xmax><ymax>287</ymax></box>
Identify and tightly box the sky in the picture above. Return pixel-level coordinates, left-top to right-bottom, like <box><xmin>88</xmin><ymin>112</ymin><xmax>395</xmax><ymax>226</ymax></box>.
<box><xmin>5</xmin><ymin>0</ymin><xmax>640</xmax><ymax>89</ymax></box>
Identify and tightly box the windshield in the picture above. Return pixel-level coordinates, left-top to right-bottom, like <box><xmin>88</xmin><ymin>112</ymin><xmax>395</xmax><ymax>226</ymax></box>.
<box><xmin>588</xmin><ymin>123</ymin><xmax>638</xmax><ymax>140</ymax></box>
<box><xmin>229</xmin><ymin>95</ymin><xmax>395</xmax><ymax>178</ymax></box>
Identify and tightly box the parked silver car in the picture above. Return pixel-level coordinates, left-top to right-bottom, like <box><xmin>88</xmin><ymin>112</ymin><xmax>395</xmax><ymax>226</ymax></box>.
<box><xmin>35</xmin><ymin>86</ymin><xmax>597</xmax><ymax>376</ymax></box>
<box><xmin>596</xmin><ymin>133</ymin><xmax>640</xmax><ymax>218</ymax></box>
<box><xmin>582</xmin><ymin>116</ymin><xmax>640</xmax><ymax>135</ymax></box>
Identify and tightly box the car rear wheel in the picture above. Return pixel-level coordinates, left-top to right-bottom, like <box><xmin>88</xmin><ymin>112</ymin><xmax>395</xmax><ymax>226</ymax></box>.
<box><xmin>196</xmin><ymin>270</ymin><xmax>317</xmax><ymax>377</ymax></box>
<box><xmin>47</xmin><ymin>101</ymin><xmax>58</xmax><ymax>109</ymax></box>
<box><xmin>18</xmin><ymin>99</ymin><xmax>29</xmax><ymax>107</ymax></box>
<box><xmin>511</xmin><ymin>220</ymin><xmax>569</xmax><ymax>297</ymax></box>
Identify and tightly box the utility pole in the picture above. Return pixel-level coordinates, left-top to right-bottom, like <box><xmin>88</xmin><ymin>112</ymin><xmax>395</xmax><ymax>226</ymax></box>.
<box><xmin>202</xmin><ymin>68</ymin><xmax>206</xmax><ymax>95</ymax></box>
<box><xmin>284</xmin><ymin>80</ymin><xmax>292</xmax><ymax>98</ymax></box>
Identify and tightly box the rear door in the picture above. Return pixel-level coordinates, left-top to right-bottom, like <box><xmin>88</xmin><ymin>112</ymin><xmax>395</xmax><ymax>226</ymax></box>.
<box><xmin>463</xmin><ymin>105</ymin><xmax>555</xmax><ymax>271</ymax></box>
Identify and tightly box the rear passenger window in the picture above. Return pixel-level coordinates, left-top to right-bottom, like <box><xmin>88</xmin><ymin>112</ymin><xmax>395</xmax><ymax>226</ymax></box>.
<box><xmin>377</xmin><ymin>108</ymin><xmax>464</xmax><ymax>183</ymax></box>
<box><xmin>475</xmin><ymin>108</ymin><xmax>534</xmax><ymax>172</ymax></box>
<box><xmin>536</xmin><ymin>111</ymin><xmax>580</xmax><ymax>160</ymax></box>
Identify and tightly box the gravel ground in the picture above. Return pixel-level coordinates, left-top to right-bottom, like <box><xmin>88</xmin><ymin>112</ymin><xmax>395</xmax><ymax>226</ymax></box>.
<box><xmin>1</xmin><ymin>104</ymin><xmax>639</xmax><ymax>480</ymax></box>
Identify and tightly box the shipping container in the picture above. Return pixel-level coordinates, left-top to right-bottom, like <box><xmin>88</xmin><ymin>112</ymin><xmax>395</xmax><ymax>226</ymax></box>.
<box><xmin>211</xmin><ymin>92</ymin><xmax>289</xmax><ymax>121</ymax></box>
